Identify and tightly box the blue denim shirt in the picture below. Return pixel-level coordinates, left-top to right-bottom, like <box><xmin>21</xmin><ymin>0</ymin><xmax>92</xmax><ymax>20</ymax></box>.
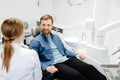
<box><xmin>29</xmin><ymin>32</ymin><xmax>76</xmax><ymax>71</ymax></box>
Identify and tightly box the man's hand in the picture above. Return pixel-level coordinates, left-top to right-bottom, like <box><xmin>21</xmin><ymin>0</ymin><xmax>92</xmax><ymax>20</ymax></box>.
<box><xmin>46</xmin><ymin>66</ymin><xmax>58</xmax><ymax>74</ymax></box>
<box><xmin>76</xmin><ymin>54</ymin><xmax>85</xmax><ymax>60</ymax></box>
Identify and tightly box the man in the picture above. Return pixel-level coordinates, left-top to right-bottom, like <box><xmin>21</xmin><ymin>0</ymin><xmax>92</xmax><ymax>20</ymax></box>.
<box><xmin>29</xmin><ymin>14</ymin><xmax>107</xmax><ymax>80</ymax></box>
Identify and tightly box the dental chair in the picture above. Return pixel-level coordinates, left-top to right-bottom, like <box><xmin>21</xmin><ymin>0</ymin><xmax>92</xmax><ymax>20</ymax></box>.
<box><xmin>23</xmin><ymin>22</ymin><xmax>31</xmax><ymax>46</ymax></box>
<box><xmin>31</xmin><ymin>26</ymin><xmax>110</xmax><ymax>80</ymax></box>
<box><xmin>31</xmin><ymin>26</ymin><xmax>63</xmax><ymax>80</ymax></box>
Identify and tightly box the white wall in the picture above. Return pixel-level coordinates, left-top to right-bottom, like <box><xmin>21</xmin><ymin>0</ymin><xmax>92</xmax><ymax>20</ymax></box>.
<box><xmin>95</xmin><ymin>0</ymin><xmax>120</xmax><ymax>28</ymax></box>
<box><xmin>94</xmin><ymin>0</ymin><xmax>109</xmax><ymax>29</ymax></box>
<box><xmin>0</xmin><ymin>0</ymin><xmax>95</xmax><ymax>43</ymax></box>
<box><xmin>0</xmin><ymin>0</ymin><xmax>54</xmax><ymax>43</ymax></box>
<box><xmin>0</xmin><ymin>0</ymin><xmax>36</xmax><ymax>28</ymax></box>
<box><xmin>108</xmin><ymin>0</ymin><xmax>120</xmax><ymax>22</ymax></box>
<box><xmin>52</xmin><ymin>0</ymin><xmax>95</xmax><ymax>43</ymax></box>
<box><xmin>0</xmin><ymin>0</ymin><xmax>53</xmax><ymax>32</ymax></box>
<box><xmin>53</xmin><ymin>0</ymin><xmax>94</xmax><ymax>25</ymax></box>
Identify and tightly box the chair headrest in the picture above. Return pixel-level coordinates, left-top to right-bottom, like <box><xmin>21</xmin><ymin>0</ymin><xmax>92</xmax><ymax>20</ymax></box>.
<box><xmin>31</xmin><ymin>26</ymin><xmax>40</xmax><ymax>37</ymax></box>
<box><xmin>31</xmin><ymin>26</ymin><xmax>63</xmax><ymax>37</ymax></box>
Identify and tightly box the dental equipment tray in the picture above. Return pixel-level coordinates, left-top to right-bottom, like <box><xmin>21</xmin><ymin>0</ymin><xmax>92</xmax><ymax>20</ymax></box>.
<box><xmin>101</xmin><ymin>64</ymin><xmax>120</xmax><ymax>80</ymax></box>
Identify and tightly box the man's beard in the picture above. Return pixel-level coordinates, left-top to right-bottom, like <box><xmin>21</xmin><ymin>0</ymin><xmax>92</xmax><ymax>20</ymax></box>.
<box><xmin>42</xmin><ymin>29</ymin><xmax>50</xmax><ymax>35</ymax></box>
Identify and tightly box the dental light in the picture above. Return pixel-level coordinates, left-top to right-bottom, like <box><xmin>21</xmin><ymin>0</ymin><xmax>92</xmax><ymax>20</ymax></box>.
<box><xmin>96</xmin><ymin>21</ymin><xmax>120</xmax><ymax>48</ymax></box>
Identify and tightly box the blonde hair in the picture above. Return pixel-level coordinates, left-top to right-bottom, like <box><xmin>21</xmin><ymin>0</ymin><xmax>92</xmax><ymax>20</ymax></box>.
<box><xmin>1</xmin><ymin>18</ymin><xmax>24</xmax><ymax>72</ymax></box>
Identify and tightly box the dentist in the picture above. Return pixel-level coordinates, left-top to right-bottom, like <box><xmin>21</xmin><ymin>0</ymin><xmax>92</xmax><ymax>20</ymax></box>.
<box><xmin>0</xmin><ymin>18</ymin><xmax>42</xmax><ymax>80</ymax></box>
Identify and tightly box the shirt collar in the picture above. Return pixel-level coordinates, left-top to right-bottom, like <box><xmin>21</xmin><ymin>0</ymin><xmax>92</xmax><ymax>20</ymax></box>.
<box><xmin>11</xmin><ymin>43</ymin><xmax>21</xmax><ymax>49</ymax></box>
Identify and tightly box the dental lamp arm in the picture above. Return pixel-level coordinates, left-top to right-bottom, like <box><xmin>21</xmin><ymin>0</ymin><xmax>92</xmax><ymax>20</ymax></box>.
<box><xmin>96</xmin><ymin>21</ymin><xmax>120</xmax><ymax>48</ymax></box>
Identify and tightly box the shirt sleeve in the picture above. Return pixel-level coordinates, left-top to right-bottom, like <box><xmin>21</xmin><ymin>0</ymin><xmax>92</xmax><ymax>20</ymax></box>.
<box><xmin>29</xmin><ymin>38</ymin><xmax>48</xmax><ymax>71</ymax></box>
<box><xmin>29</xmin><ymin>39</ymin><xmax>40</xmax><ymax>54</ymax></box>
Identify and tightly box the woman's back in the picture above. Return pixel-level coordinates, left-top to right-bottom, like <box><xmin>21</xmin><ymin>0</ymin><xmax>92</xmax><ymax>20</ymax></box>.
<box><xmin>0</xmin><ymin>18</ymin><xmax>42</xmax><ymax>80</ymax></box>
<box><xmin>0</xmin><ymin>43</ymin><xmax>42</xmax><ymax>80</ymax></box>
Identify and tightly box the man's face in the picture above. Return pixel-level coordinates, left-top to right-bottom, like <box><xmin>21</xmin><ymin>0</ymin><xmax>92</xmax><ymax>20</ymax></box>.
<box><xmin>40</xmin><ymin>19</ymin><xmax>53</xmax><ymax>36</ymax></box>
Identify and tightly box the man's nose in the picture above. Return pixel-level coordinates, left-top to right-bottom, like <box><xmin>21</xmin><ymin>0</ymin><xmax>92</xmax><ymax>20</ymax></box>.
<box><xmin>44</xmin><ymin>25</ymin><xmax>48</xmax><ymax>29</ymax></box>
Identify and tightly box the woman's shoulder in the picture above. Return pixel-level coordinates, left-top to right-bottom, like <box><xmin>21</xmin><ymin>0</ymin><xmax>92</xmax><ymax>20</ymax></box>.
<box><xmin>19</xmin><ymin>48</ymin><xmax>39</xmax><ymax>62</ymax></box>
<box><xmin>21</xmin><ymin>47</ymin><xmax>37</xmax><ymax>55</ymax></box>
<box><xmin>12</xmin><ymin>43</ymin><xmax>38</xmax><ymax>58</ymax></box>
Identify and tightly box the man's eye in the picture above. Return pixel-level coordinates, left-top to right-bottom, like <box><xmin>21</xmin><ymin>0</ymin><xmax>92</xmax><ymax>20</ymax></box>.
<box><xmin>42</xmin><ymin>24</ymin><xmax>45</xmax><ymax>26</ymax></box>
<box><xmin>47</xmin><ymin>24</ymin><xmax>51</xmax><ymax>26</ymax></box>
